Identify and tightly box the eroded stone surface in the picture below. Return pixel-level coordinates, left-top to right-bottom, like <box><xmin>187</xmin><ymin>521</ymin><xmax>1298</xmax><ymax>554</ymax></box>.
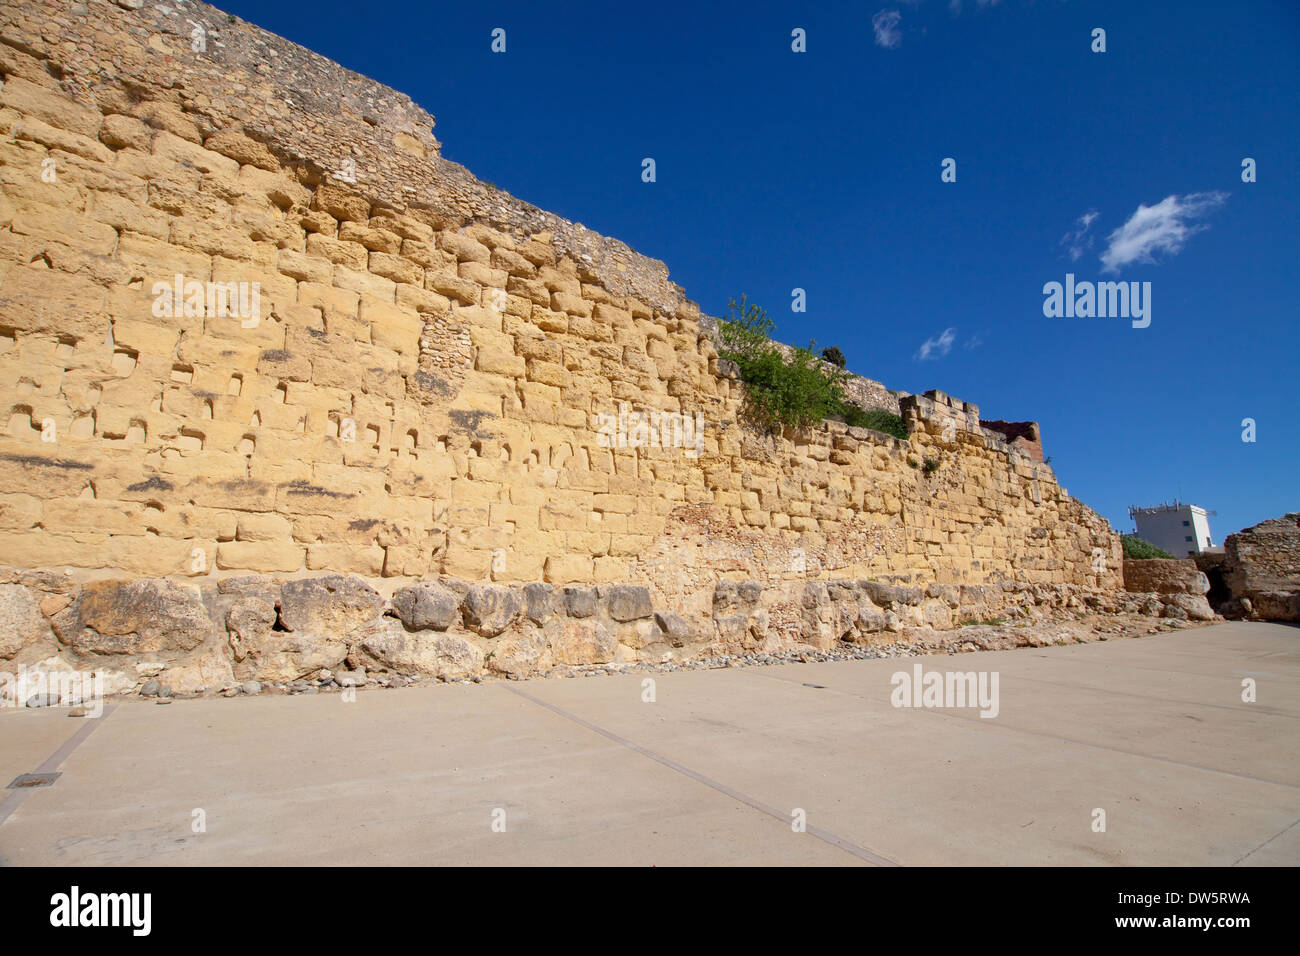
<box><xmin>0</xmin><ymin>583</ymin><xmax>55</xmax><ymax>659</ymax></box>
<box><xmin>52</xmin><ymin>579</ymin><xmax>215</xmax><ymax>656</ymax></box>
<box><xmin>279</xmin><ymin>576</ymin><xmax>384</xmax><ymax>635</ymax></box>
<box><xmin>391</xmin><ymin>583</ymin><xmax>459</xmax><ymax>631</ymax></box>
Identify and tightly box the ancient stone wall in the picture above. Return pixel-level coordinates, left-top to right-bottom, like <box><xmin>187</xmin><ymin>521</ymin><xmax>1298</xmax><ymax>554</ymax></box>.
<box><xmin>979</xmin><ymin>419</ymin><xmax>1043</xmax><ymax>464</ymax></box>
<box><xmin>1202</xmin><ymin>514</ymin><xmax>1300</xmax><ymax>622</ymax></box>
<box><xmin>0</xmin><ymin>0</ymin><xmax>1124</xmax><ymax>688</ymax></box>
<box><xmin>1121</xmin><ymin>557</ymin><xmax>1213</xmax><ymax>621</ymax></box>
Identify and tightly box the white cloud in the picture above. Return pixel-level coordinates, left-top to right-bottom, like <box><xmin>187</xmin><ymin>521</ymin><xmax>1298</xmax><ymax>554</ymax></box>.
<box><xmin>1060</xmin><ymin>209</ymin><xmax>1099</xmax><ymax>262</ymax></box>
<box><xmin>873</xmin><ymin>10</ymin><xmax>903</xmax><ymax>48</ymax></box>
<box><xmin>1100</xmin><ymin>192</ymin><xmax>1228</xmax><ymax>273</ymax></box>
<box><xmin>915</xmin><ymin>327</ymin><xmax>957</xmax><ymax>360</ymax></box>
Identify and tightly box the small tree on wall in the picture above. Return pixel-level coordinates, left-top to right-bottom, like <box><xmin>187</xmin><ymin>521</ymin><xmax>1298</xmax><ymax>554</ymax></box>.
<box><xmin>717</xmin><ymin>296</ymin><xmax>906</xmax><ymax>438</ymax></box>
<box><xmin>820</xmin><ymin>346</ymin><xmax>846</xmax><ymax>369</ymax></box>
<box><xmin>717</xmin><ymin>296</ymin><xmax>845</xmax><ymax>430</ymax></box>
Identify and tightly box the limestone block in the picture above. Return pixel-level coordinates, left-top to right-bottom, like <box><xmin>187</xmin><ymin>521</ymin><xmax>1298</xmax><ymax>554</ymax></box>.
<box><xmin>426</xmin><ymin>271</ymin><xmax>481</xmax><ymax>305</ymax></box>
<box><xmin>305</xmin><ymin>233</ymin><xmax>368</xmax><ymax>270</ymax></box>
<box><xmin>0</xmin><ymin>583</ymin><xmax>57</xmax><ymax>659</ymax></box>
<box><xmin>355</xmin><ymin>617</ymin><xmax>483</xmax><ymax>678</ymax></box>
<box><xmin>462</xmin><ymin>584</ymin><xmax>523</xmax><ymax>637</ymax></box>
<box><xmin>487</xmin><ymin>630</ymin><xmax>550</xmax><ymax>677</ymax></box>
<box><xmin>545</xmin><ymin>553</ymin><xmax>592</xmax><ymax>585</ymax></box>
<box><xmin>392</xmin><ymin>582</ymin><xmax>460</xmax><ymax>631</ymax></box>
<box><xmin>0</xmin><ymin>77</ymin><xmax>103</xmax><ymax>139</ymax></box>
<box><xmin>370</xmin><ymin>251</ymin><xmax>423</xmax><ymax>285</ymax></box>
<box><xmin>51</xmin><ymin>578</ymin><xmax>215</xmax><ymax>655</ymax></box>
<box><xmin>563</xmin><ymin>586</ymin><xmax>598</xmax><ymax>618</ymax></box>
<box><xmin>550</xmin><ymin>618</ymin><xmax>616</xmax><ymax>665</ymax></box>
<box><xmin>204</xmin><ymin>130</ymin><xmax>280</xmax><ymax>172</ymax></box>
<box><xmin>476</xmin><ymin>349</ymin><xmax>525</xmax><ymax>377</ymax></box>
<box><xmin>600</xmin><ymin>584</ymin><xmax>653</xmax><ymax>622</ymax></box>
<box><xmin>306</xmin><ymin>543</ymin><xmax>385</xmax><ymax>576</ymax></box>
<box><xmin>9</xmin><ymin>202</ymin><xmax>117</xmax><ymax>256</ymax></box>
<box><xmin>152</xmin><ymin>130</ymin><xmax>240</xmax><ymax>177</ymax></box>
<box><xmin>458</xmin><ymin>261</ymin><xmax>507</xmax><ymax>289</ymax></box>
<box><xmin>313</xmin><ymin>183</ymin><xmax>370</xmax><ymax>222</ymax></box>
<box><xmin>338</xmin><ymin>223</ymin><xmax>401</xmax><ymax>254</ymax></box>
<box><xmin>439</xmin><ymin>232</ymin><xmax>490</xmax><ymax>264</ymax></box>
<box><xmin>217</xmin><ymin>540</ymin><xmax>305</xmax><ymax>573</ymax></box>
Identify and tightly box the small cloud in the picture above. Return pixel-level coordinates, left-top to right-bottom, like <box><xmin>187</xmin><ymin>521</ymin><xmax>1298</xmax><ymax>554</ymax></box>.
<box><xmin>1060</xmin><ymin>209</ymin><xmax>1099</xmax><ymax>262</ymax></box>
<box><xmin>873</xmin><ymin>10</ymin><xmax>903</xmax><ymax>48</ymax></box>
<box><xmin>962</xmin><ymin>332</ymin><xmax>984</xmax><ymax>351</ymax></box>
<box><xmin>915</xmin><ymin>327</ymin><xmax>957</xmax><ymax>361</ymax></box>
<box><xmin>1100</xmin><ymin>192</ymin><xmax>1228</xmax><ymax>273</ymax></box>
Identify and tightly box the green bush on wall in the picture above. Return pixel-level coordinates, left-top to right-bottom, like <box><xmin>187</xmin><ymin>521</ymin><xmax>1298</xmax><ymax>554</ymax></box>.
<box><xmin>820</xmin><ymin>346</ymin><xmax>847</xmax><ymax>368</ymax></box>
<box><xmin>718</xmin><ymin>295</ymin><xmax>907</xmax><ymax>439</ymax></box>
<box><xmin>837</xmin><ymin>403</ymin><xmax>909</xmax><ymax>439</ymax></box>
<box><xmin>1121</xmin><ymin>534</ymin><xmax>1174</xmax><ymax>559</ymax></box>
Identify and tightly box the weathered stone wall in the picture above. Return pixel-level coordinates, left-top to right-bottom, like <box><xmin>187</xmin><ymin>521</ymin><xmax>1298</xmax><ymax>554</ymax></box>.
<box><xmin>1204</xmin><ymin>514</ymin><xmax>1300</xmax><ymax>622</ymax></box>
<box><xmin>1121</xmin><ymin>557</ymin><xmax>1213</xmax><ymax>621</ymax></box>
<box><xmin>0</xmin><ymin>563</ymin><xmax>1173</xmax><ymax>701</ymax></box>
<box><xmin>980</xmin><ymin>419</ymin><xmax>1043</xmax><ymax>464</ymax></box>
<box><xmin>1222</xmin><ymin>514</ymin><xmax>1300</xmax><ymax>595</ymax></box>
<box><xmin>0</xmin><ymin>0</ymin><xmax>1124</xmax><ymax>686</ymax></box>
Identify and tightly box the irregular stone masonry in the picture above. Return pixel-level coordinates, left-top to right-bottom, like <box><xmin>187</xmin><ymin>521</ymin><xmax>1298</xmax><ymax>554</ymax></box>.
<box><xmin>1196</xmin><ymin>513</ymin><xmax>1300</xmax><ymax>622</ymax></box>
<box><xmin>978</xmin><ymin>419</ymin><xmax>1043</xmax><ymax>464</ymax></box>
<box><xmin>0</xmin><ymin>567</ymin><xmax>1177</xmax><ymax>695</ymax></box>
<box><xmin>1120</xmin><ymin>558</ymin><xmax>1214</xmax><ymax>621</ymax></box>
<box><xmin>0</xmin><ymin>0</ymin><xmax>1125</xmax><ymax>681</ymax></box>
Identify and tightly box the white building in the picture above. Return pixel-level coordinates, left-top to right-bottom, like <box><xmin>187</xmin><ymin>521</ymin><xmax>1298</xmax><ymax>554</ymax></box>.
<box><xmin>1128</xmin><ymin>503</ymin><xmax>1216</xmax><ymax>558</ymax></box>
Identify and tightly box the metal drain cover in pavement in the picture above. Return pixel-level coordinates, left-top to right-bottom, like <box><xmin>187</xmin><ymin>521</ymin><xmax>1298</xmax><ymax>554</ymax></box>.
<box><xmin>7</xmin><ymin>773</ymin><xmax>61</xmax><ymax>789</ymax></box>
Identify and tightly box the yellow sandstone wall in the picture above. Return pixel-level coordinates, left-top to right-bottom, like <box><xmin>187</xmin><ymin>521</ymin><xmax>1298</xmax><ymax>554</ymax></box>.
<box><xmin>0</xmin><ymin>0</ymin><xmax>1121</xmax><ymax>621</ymax></box>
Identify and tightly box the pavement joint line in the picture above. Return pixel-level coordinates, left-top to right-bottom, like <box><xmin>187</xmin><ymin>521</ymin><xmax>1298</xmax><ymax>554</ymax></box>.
<box><xmin>1232</xmin><ymin>814</ymin><xmax>1300</xmax><ymax>866</ymax></box>
<box><xmin>745</xmin><ymin>668</ymin><xmax>1300</xmax><ymax>792</ymax></box>
<box><xmin>503</xmin><ymin>683</ymin><xmax>900</xmax><ymax>867</ymax></box>
<box><xmin>0</xmin><ymin>704</ymin><xmax>117</xmax><ymax>828</ymax></box>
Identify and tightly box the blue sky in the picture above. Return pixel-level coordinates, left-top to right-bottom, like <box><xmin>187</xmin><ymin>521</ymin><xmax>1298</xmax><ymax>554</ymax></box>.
<box><xmin>220</xmin><ymin>0</ymin><xmax>1299</xmax><ymax>543</ymax></box>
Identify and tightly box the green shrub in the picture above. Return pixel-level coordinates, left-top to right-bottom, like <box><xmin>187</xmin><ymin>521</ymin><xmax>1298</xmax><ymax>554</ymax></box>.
<box><xmin>1121</xmin><ymin>534</ymin><xmax>1174</xmax><ymax>560</ymax></box>
<box><xmin>717</xmin><ymin>294</ymin><xmax>775</xmax><ymax>360</ymax></box>
<box><xmin>838</xmin><ymin>403</ymin><xmax>908</xmax><ymax>439</ymax></box>
<box><xmin>718</xmin><ymin>296</ymin><xmax>850</xmax><ymax>430</ymax></box>
<box><xmin>922</xmin><ymin>457</ymin><xmax>940</xmax><ymax>474</ymax></box>
<box><xmin>718</xmin><ymin>296</ymin><xmax>911</xmax><ymax>438</ymax></box>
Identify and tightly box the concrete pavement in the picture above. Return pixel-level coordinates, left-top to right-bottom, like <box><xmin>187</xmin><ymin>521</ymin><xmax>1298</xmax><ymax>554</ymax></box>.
<box><xmin>1</xmin><ymin>621</ymin><xmax>1296</xmax><ymax>865</ymax></box>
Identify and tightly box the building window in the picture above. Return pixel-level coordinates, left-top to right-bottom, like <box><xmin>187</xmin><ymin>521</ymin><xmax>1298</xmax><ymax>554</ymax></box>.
<box><xmin>1185</xmin><ymin>535</ymin><xmax>1193</xmax><ymax>542</ymax></box>
<box><xmin>1182</xmin><ymin>520</ymin><xmax>1190</xmax><ymax>526</ymax></box>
